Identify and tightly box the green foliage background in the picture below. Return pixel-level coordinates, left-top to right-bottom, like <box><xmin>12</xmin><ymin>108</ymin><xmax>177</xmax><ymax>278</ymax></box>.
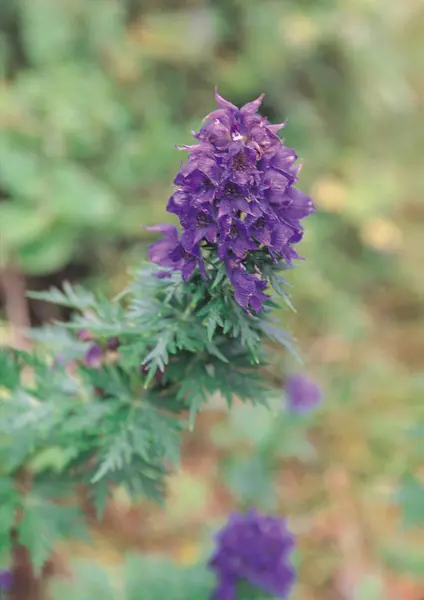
<box><xmin>1</xmin><ymin>0</ymin><xmax>424</xmax><ymax>597</ymax></box>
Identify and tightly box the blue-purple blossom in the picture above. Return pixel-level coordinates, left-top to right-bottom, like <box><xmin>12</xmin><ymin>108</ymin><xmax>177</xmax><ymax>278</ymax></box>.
<box><xmin>77</xmin><ymin>329</ymin><xmax>94</xmax><ymax>342</ymax></box>
<box><xmin>147</xmin><ymin>224</ymin><xmax>206</xmax><ymax>280</ymax></box>
<box><xmin>285</xmin><ymin>374</ymin><xmax>322</xmax><ymax>414</ymax></box>
<box><xmin>80</xmin><ymin>335</ymin><xmax>120</xmax><ymax>368</ymax></box>
<box><xmin>0</xmin><ymin>569</ymin><xmax>12</xmax><ymax>591</ymax></box>
<box><xmin>226</xmin><ymin>261</ymin><xmax>268</xmax><ymax>314</ymax></box>
<box><xmin>106</xmin><ymin>336</ymin><xmax>120</xmax><ymax>351</ymax></box>
<box><xmin>84</xmin><ymin>343</ymin><xmax>103</xmax><ymax>368</ymax></box>
<box><xmin>208</xmin><ymin>510</ymin><xmax>295</xmax><ymax>600</ymax></box>
<box><xmin>148</xmin><ymin>90</ymin><xmax>315</xmax><ymax>312</ymax></box>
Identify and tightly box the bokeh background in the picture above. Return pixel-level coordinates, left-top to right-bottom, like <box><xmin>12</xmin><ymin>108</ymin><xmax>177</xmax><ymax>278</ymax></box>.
<box><xmin>1</xmin><ymin>0</ymin><xmax>424</xmax><ymax>598</ymax></box>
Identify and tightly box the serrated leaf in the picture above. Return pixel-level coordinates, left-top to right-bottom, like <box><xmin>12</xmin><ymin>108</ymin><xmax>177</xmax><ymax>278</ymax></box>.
<box><xmin>261</xmin><ymin>321</ymin><xmax>301</xmax><ymax>362</ymax></box>
<box><xmin>0</xmin><ymin>477</ymin><xmax>20</xmax><ymax>550</ymax></box>
<box><xmin>0</xmin><ymin>350</ymin><xmax>22</xmax><ymax>391</ymax></box>
<box><xmin>91</xmin><ymin>429</ymin><xmax>132</xmax><ymax>484</ymax></box>
<box><xmin>19</xmin><ymin>499</ymin><xmax>88</xmax><ymax>575</ymax></box>
<box><xmin>28</xmin><ymin>281</ymin><xmax>95</xmax><ymax>311</ymax></box>
<box><xmin>211</xmin><ymin>266</ymin><xmax>226</xmax><ymax>290</ymax></box>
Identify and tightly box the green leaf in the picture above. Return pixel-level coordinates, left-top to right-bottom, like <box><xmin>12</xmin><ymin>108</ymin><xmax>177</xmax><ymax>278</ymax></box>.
<box><xmin>211</xmin><ymin>265</ymin><xmax>226</xmax><ymax>290</ymax></box>
<box><xmin>123</xmin><ymin>555</ymin><xmax>213</xmax><ymax>600</ymax></box>
<box><xmin>88</xmin><ymin>479</ymin><xmax>110</xmax><ymax>520</ymax></box>
<box><xmin>142</xmin><ymin>330</ymin><xmax>174</xmax><ymax>384</ymax></box>
<box><xmin>0</xmin><ymin>350</ymin><xmax>22</xmax><ymax>391</ymax></box>
<box><xmin>381</xmin><ymin>543</ymin><xmax>424</xmax><ymax>578</ymax></box>
<box><xmin>29</xmin><ymin>446</ymin><xmax>78</xmax><ymax>473</ymax></box>
<box><xmin>91</xmin><ymin>428</ymin><xmax>133</xmax><ymax>484</ymax></box>
<box><xmin>0</xmin><ymin>204</ymin><xmax>53</xmax><ymax>248</ymax></box>
<box><xmin>28</xmin><ymin>281</ymin><xmax>96</xmax><ymax>311</ymax></box>
<box><xmin>395</xmin><ymin>474</ymin><xmax>424</xmax><ymax>528</ymax></box>
<box><xmin>20</xmin><ymin>0</ymin><xmax>77</xmax><ymax>65</ymax></box>
<box><xmin>0</xmin><ymin>477</ymin><xmax>20</xmax><ymax>551</ymax></box>
<box><xmin>45</xmin><ymin>163</ymin><xmax>117</xmax><ymax>225</ymax></box>
<box><xmin>18</xmin><ymin>227</ymin><xmax>76</xmax><ymax>275</ymax></box>
<box><xmin>261</xmin><ymin>321</ymin><xmax>301</xmax><ymax>362</ymax></box>
<box><xmin>18</xmin><ymin>498</ymin><xmax>88</xmax><ymax>575</ymax></box>
<box><xmin>49</xmin><ymin>559</ymin><xmax>116</xmax><ymax>600</ymax></box>
<box><xmin>224</xmin><ymin>454</ymin><xmax>276</xmax><ymax>510</ymax></box>
<box><xmin>0</xmin><ymin>141</ymin><xmax>40</xmax><ymax>197</ymax></box>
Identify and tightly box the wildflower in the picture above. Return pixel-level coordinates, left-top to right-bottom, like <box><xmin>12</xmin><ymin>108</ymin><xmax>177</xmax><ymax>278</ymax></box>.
<box><xmin>209</xmin><ymin>509</ymin><xmax>295</xmax><ymax>600</ymax></box>
<box><xmin>0</xmin><ymin>569</ymin><xmax>12</xmax><ymax>591</ymax></box>
<box><xmin>147</xmin><ymin>224</ymin><xmax>206</xmax><ymax>280</ymax></box>
<box><xmin>285</xmin><ymin>374</ymin><xmax>322</xmax><ymax>413</ymax></box>
<box><xmin>77</xmin><ymin>329</ymin><xmax>94</xmax><ymax>341</ymax></box>
<box><xmin>148</xmin><ymin>90</ymin><xmax>315</xmax><ymax>312</ymax></box>
<box><xmin>84</xmin><ymin>344</ymin><xmax>103</xmax><ymax>368</ymax></box>
<box><xmin>106</xmin><ymin>337</ymin><xmax>120</xmax><ymax>351</ymax></box>
<box><xmin>146</xmin><ymin>225</ymin><xmax>180</xmax><ymax>268</ymax></box>
<box><xmin>226</xmin><ymin>262</ymin><xmax>268</xmax><ymax>315</ymax></box>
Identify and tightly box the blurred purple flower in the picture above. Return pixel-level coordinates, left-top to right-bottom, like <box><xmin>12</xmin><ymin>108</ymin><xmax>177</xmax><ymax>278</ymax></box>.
<box><xmin>106</xmin><ymin>337</ymin><xmax>120</xmax><ymax>351</ymax></box>
<box><xmin>84</xmin><ymin>344</ymin><xmax>103</xmax><ymax>368</ymax></box>
<box><xmin>77</xmin><ymin>329</ymin><xmax>94</xmax><ymax>341</ymax></box>
<box><xmin>285</xmin><ymin>374</ymin><xmax>322</xmax><ymax>414</ymax></box>
<box><xmin>208</xmin><ymin>509</ymin><xmax>295</xmax><ymax>600</ymax></box>
<box><xmin>0</xmin><ymin>569</ymin><xmax>12</xmax><ymax>591</ymax></box>
<box><xmin>148</xmin><ymin>89</ymin><xmax>315</xmax><ymax>312</ymax></box>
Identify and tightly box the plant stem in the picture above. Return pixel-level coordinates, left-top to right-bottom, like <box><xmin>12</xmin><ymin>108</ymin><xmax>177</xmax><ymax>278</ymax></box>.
<box><xmin>9</xmin><ymin>536</ymin><xmax>43</xmax><ymax>600</ymax></box>
<box><xmin>0</xmin><ymin>265</ymin><xmax>31</xmax><ymax>350</ymax></box>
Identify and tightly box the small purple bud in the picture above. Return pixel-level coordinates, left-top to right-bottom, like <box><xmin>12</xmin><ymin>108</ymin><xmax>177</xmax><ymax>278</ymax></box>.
<box><xmin>84</xmin><ymin>344</ymin><xmax>103</xmax><ymax>368</ymax></box>
<box><xmin>106</xmin><ymin>337</ymin><xmax>120</xmax><ymax>351</ymax></box>
<box><xmin>77</xmin><ymin>329</ymin><xmax>94</xmax><ymax>341</ymax></box>
<box><xmin>284</xmin><ymin>374</ymin><xmax>322</xmax><ymax>414</ymax></box>
<box><xmin>0</xmin><ymin>569</ymin><xmax>12</xmax><ymax>591</ymax></box>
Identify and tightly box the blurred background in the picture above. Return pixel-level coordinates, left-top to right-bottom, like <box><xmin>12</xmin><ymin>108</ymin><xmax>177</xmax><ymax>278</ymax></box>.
<box><xmin>1</xmin><ymin>0</ymin><xmax>424</xmax><ymax>598</ymax></box>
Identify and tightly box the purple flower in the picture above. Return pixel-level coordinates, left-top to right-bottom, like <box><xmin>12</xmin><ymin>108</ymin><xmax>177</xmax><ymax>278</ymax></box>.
<box><xmin>0</xmin><ymin>569</ymin><xmax>12</xmax><ymax>591</ymax></box>
<box><xmin>106</xmin><ymin>337</ymin><xmax>120</xmax><ymax>351</ymax></box>
<box><xmin>84</xmin><ymin>343</ymin><xmax>103</xmax><ymax>368</ymax></box>
<box><xmin>285</xmin><ymin>374</ymin><xmax>322</xmax><ymax>414</ymax></box>
<box><xmin>218</xmin><ymin>216</ymin><xmax>256</xmax><ymax>260</ymax></box>
<box><xmin>226</xmin><ymin>262</ymin><xmax>269</xmax><ymax>315</ymax></box>
<box><xmin>180</xmin><ymin>206</ymin><xmax>218</xmax><ymax>250</ymax></box>
<box><xmin>209</xmin><ymin>510</ymin><xmax>295</xmax><ymax>600</ymax></box>
<box><xmin>147</xmin><ymin>224</ymin><xmax>206</xmax><ymax>280</ymax></box>
<box><xmin>148</xmin><ymin>89</ymin><xmax>315</xmax><ymax>312</ymax></box>
<box><xmin>77</xmin><ymin>329</ymin><xmax>94</xmax><ymax>342</ymax></box>
<box><xmin>168</xmin><ymin>240</ymin><xmax>207</xmax><ymax>280</ymax></box>
<box><xmin>146</xmin><ymin>225</ymin><xmax>180</xmax><ymax>268</ymax></box>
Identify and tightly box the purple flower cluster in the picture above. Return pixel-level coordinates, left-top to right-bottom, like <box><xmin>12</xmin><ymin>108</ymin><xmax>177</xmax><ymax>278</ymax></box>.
<box><xmin>285</xmin><ymin>374</ymin><xmax>322</xmax><ymax>414</ymax></box>
<box><xmin>0</xmin><ymin>569</ymin><xmax>12</xmax><ymax>591</ymax></box>
<box><xmin>148</xmin><ymin>90</ymin><xmax>315</xmax><ymax>313</ymax></box>
<box><xmin>208</xmin><ymin>509</ymin><xmax>295</xmax><ymax>600</ymax></box>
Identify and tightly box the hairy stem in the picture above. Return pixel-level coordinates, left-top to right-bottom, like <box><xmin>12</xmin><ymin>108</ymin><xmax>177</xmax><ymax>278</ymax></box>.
<box><xmin>0</xmin><ymin>265</ymin><xmax>30</xmax><ymax>350</ymax></box>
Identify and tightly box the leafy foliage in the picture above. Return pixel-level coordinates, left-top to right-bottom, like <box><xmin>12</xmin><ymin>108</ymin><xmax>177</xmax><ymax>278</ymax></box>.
<box><xmin>19</xmin><ymin>497</ymin><xmax>88</xmax><ymax>575</ymax></box>
<box><xmin>49</xmin><ymin>554</ymin><xmax>214</xmax><ymax>600</ymax></box>
<box><xmin>0</xmin><ymin>257</ymin><xmax>295</xmax><ymax>578</ymax></box>
<box><xmin>395</xmin><ymin>474</ymin><xmax>424</xmax><ymax>528</ymax></box>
